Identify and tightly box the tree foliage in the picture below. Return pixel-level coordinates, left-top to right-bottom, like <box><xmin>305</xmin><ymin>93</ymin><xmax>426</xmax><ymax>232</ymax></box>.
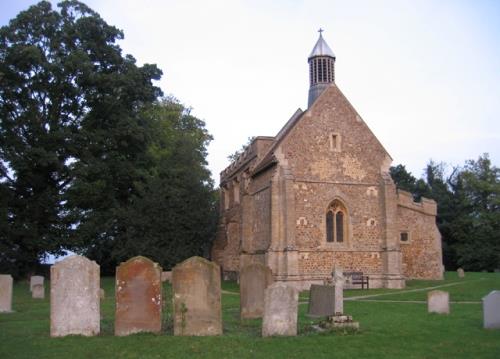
<box><xmin>0</xmin><ymin>1</ymin><xmax>216</xmax><ymax>277</ymax></box>
<box><xmin>390</xmin><ymin>154</ymin><xmax>500</xmax><ymax>271</ymax></box>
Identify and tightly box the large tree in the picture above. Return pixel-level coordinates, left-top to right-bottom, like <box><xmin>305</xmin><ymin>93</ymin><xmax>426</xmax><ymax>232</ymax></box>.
<box><xmin>0</xmin><ymin>0</ymin><xmax>162</xmax><ymax>276</ymax></box>
<box><xmin>82</xmin><ymin>99</ymin><xmax>218</xmax><ymax>273</ymax></box>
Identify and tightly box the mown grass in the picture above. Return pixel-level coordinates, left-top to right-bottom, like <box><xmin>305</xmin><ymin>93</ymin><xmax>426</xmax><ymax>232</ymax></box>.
<box><xmin>0</xmin><ymin>273</ymin><xmax>499</xmax><ymax>358</ymax></box>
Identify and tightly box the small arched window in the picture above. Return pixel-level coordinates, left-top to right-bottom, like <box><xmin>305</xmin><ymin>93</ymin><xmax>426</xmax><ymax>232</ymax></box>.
<box><xmin>326</xmin><ymin>200</ymin><xmax>347</xmax><ymax>243</ymax></box>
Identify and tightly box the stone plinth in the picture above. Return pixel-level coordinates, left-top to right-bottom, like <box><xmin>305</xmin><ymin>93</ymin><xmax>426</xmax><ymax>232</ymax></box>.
<box><xmin>483</xmin><ymin>291</ymin><xmax>500</xmax><ymax>329</ymax></box>
<box><xmin>32</xmin><ymin>284</ymin><xmax>44</xmax><ymax>299</ymax></box>
<box><xmin>115</xmin><ymin>256</ymin><xmax>162</xmax><ymax>336</ymax></box>
<box><xmin>307</xmin><ymin>284</ymin><xmax>335</xmax><ymax>317</ymax></box>
<box><xmin>50</xmin><ymin>255</ymin><xmax>100</xmax><ymax>337</ymax></box>
<box><xmin>427</xmin><ymin>290</ymin><xmax>450</xmax><ymax>314</ymax></box>
<box><xmin>0</xmin><ymin>274</ymin><xmax>13</xmax><ymax>312</ymax></box>
<box><xmin>172</xmin><ymin>256</ymin><xmax>222</xmax><ymax>336</ymax></box>
<box><xmin>30</xmin><ymin>275</ymin><xmax>44</xmax><ymax>292</ymax></box>
<box><xmin>240</xmin><ymin>263</ymin><xmax>273</xmax><ymax>319</ymax></box>
<box><xmin>262</xmin><ymin>282</ymin><xmax>298</xmax><ymax>337</ymax></box>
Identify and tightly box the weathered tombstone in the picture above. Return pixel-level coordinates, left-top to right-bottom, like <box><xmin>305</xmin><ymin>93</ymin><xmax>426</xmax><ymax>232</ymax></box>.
<box><xmin>307</xmin><ymin>285</ymin><xmax>335</xmax><ymax>317</ymax></box>
<box><xmin>115</xmin><ymin>256</ymin><xmax>162</xmax><ymax>336</ymax></box>
<box><xmin>0</xmin><ymin>274</ymin><xmax>13</xmax><ymax>312</ymax></box>
<box><xmin>333</xmin><ymin>267</ymin><xmax>344</xmax><ymax>314</ymax></box>
<box><xmin>262</xmin><ymin>282</ymin><xmax>298</xmax><ymax>337</ymax></box>
<box><xmin>457</xmin><ymin>268</ymin><xmax>465</xmax><ymax>278</ymax></box>
<box><xmin>99</xmin><ymin>288</ymin><xmax>105</xmax><ymax>300</ymax></box>
<box><xmin>240</xmin><ymin>263</ymin><xmax>274</xmax><ymax>319</ymax></box>
<box><xmin>50</xmin><ymin>255</ymin><xmax>100</xmax><ymax>336</ymax></box>
<box><xmin>32</xmin><ymin>284</ymin><xmax>45</xmax><ymax>299</ymax></box>
<box><xmin>427</xmin><ymin>290</ymin><xmax>450</xmax><ymax>314</ymax></box>
<box><xmin>172</xmin><ymin>256</ymin><xmax>222</xmax><ymax>336</ymax></box>
<box><xmin>161</xmin><ymin>271</ymin><xmax>172</xmax><ymax>283</ymax></box>
<box><xmin>30</xmin><ymin>275</ymin><xmax>44</xmax><ymax>292</ymax></box>
<box><xmin>483</xmin><ymin>291</ymin><xmax>500</xmax><ymax>329</ymax></box>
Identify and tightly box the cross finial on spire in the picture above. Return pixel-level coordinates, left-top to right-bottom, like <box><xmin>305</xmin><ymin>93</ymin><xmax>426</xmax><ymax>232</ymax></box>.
<box><xmin>318</xmin><ymin>28</ymin><xmax>324</xmax><ymax>35</ymax></box>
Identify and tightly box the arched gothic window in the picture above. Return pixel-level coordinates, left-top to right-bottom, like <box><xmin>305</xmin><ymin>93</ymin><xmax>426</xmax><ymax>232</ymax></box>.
<box><xmin>326</xmin><ymin>200</ymin><xmax>347</xmax><ymax>243</ymax></box>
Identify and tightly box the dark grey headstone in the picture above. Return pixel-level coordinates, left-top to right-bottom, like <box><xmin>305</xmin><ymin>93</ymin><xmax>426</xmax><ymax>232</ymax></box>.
<box><xmin>483</xmin><ymin>291</ymin><xmax>500</xmax><ymax>329</ymax></box>
<box><xmin>307</xmin><ymin>284</ymin><xmax>335</xmax><ymax>317</ymax></box>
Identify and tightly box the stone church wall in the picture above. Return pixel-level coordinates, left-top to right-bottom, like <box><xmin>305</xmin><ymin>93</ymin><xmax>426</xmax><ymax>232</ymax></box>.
<box><xmin>397</xmin><ymin>191</ymin><xmax>443</xmax><ymax>280</ymax></box>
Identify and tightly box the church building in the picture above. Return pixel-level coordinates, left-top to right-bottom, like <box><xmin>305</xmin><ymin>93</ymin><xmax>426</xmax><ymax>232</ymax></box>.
<box><xmin>212</xmin><ymin>31</ymin><xmax>443</xmax><ymax>289</ymax></box>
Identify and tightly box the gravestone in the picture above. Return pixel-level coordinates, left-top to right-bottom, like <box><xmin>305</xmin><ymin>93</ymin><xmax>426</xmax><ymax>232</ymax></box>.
<box><xmin>115</xmin><ymin>256</ymin><xmax>162</xmax><ymax>336</ymax></box>
<box><xmin>307</xmin><ymin>285</ymin><xmax>335</xmax><ymax>317</ymax></box>
<box><xmin>457</xmin><ymin>268</ymin><xmax>465</xmax><ymax>278</ymax></box>
<box><xmin>262</xmin><ymin>282</ymin><xmax>298</xmax><ymax>337</ymax></box>
<box><xmin>32</xmin><ymin>284</ymin><xmax>44</xmax><ymax>299</ymax></box>
<box><xmin>0</xmin><ymin>274</ymin><xmax>13</xmax><ymax>312</ymax></box>
<box><xmin>172</xmin><ymin>256</ymin><xmax>222</xmax><ymax>336</ymax></box>
<box><xmin>161</xmin><ymin>271</ymin><xmax>172</xmax><ymax>283</ymax></box>
<box><xmin>30</xmin><ymin>275</ymin><xmax>44</xmax><ymax>292</ymax></box>
<box><xmin>427</xmin><ymin>290</ymin><xmax>450</xmax><ymax>314</ymax></box>
<box><xmin>240</xmin><ymin>263</ymin><xmax>273</xmax><ymax>319</ymax></box>
<box><xmin>483</xmin><ymin>291</ymin><xmax>500</xmax><ymax>329</ymax></box>
<box><xmin>100</xmin><ymin>288</ymin><xmax>105</xmax><ymax>300</ymax></box>
<box><xmin>333</xmin><ymin>267</ymin><xmax>344</xmax><ymax>314</ymax></box>
<box><xmin>50</xmin><ymin>255</ymin><xmax>100</xmax><ymax>336</ymax></box>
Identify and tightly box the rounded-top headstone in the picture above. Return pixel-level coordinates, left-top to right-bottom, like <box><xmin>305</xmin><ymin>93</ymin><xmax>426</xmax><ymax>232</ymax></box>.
<box><xmin>240</xmin><ymin>262</ymin><xmax>274</xmax><ymax>319</ymax></box>
<box><xmin>115</xmin><ymin>256</ymin><xmax>162</xmax><ymax>336</ymax></box>
<box><xmin>172</xmin><ymin>256</ymin><xmax>222</xmax><ymax>336</ymax></box>
<box><xmin>483</xmin><ymin>290</ymin><xmax>500</xmax><ymax>329</ymax></box>
<box><xmin>50</xmin><ymin>255</ymin><xmax>100</xmax><ymax>337</ymax></box>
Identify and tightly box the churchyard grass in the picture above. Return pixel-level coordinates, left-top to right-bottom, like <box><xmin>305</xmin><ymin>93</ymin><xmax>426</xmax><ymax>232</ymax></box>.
<box><xmin>1</xmin><ymin>273</ymin><xmax>499</xmax><ymax>358</ymax></box>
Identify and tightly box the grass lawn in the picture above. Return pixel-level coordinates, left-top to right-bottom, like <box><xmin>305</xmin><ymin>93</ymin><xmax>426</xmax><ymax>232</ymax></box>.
<box><xmin>1</xmin><ymin>272</ymin><xmax>499</xmax><ymax>358</ymax></box>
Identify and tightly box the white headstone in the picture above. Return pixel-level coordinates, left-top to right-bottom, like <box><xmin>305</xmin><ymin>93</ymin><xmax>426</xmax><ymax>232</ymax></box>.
<box><xmin>483</xmin><ymin>291</ymin><xmax>500</xmax><ymax>329</ymax></box>
<box><xmin>32</xmin><ymin>284</ymin><xmax>45</xmax><ymax>299</ymax></box>
<box><xmin>333</xmin><ymin>267</ymin><xmax>344</xmax><ymax>315</ymax></box>
<box><xmin>427</xmin><ymin>290</ymin><xmax>450</xmax><ymax>314</ymax></box>
<box><xmin>50</xmin><ymin>255</ymin><xmax>100</xmax><ymax>337</ymax></box>
<box><xmin>30</xmin><ymin>275</ymin><xmax>44</xmax><ymax>292</ymax></box>
<box><xmin>457</xmin><ymin>268</ymin><xmax>465</xmax><ymax>278</ymax></box>
<box><xmin>262</xmin><ymin>282</ymin><xmax>298</xmax><ymax>337</ymax></box>
<box><xmin>0</xmin><ymin>274</ymin><xmax>13</xmax><ymax>312</ymax></box>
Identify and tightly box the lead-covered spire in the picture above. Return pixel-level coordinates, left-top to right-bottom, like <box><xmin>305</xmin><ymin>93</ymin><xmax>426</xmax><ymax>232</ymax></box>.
<box><xmin>308</xmin><ymin>29</ymin><xmax>336</xmax><ymax>107</ymax></box>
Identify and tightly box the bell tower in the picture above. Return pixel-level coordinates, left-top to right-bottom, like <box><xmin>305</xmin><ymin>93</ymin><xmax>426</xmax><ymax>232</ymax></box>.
<box><xmin>308</xmin><ymin>29</ymin><xmax>336</xmax><ymax>107</ymax></box>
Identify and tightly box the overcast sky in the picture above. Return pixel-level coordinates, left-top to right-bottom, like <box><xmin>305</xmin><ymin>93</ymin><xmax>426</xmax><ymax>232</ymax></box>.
<box><xmin>2</xmin><ymin>0</ymin><xmax>499</xmax><ymax>184</ymax></box>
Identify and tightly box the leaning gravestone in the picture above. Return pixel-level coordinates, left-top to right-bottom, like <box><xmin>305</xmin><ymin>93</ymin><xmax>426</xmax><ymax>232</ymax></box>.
<box><xmin>32</xmin><ymin>284</ymin><xmax>44</xmax><ymax>299</ymax></box>
<box><xmin>172</xmin><ymin>256</ymin><xmax>222</xmax><ymax>336</ymax></box>
<box><xmin>50</xmin><ymin>255</ymin><xmax>100</xmax><ymax>336</ymax></box>
<box><xmin>457</xmin><ymin>268</ymin><xmax>465</xmax><ymax>278</ymax></box>
<box><xmin>115</xmin><ymin>256</ymin><xmax>162</xmax><ymax>336</ymax></box>
<box><xmin>307</xmin><ymin>284</ymin><xmax>335</xmax><ymax>317</ymax></box>
<box><xmin>30</xmin><ymin>275</ymin><xmax>44</xmax><ymax>292</ymax></box>
<box><xmin>483</xmin><ymin>291</ymin><xmax>500</xmax><ymax>329</ymax></box>
<box><xmin>427</xmin><ymin>290</ymin><xmax>450</xmax><ymax>314</ymax></box>
<box><xmin>262</xmin><ymin>282</ymin><xmax>298</xmax><ymax>337</ymax></box>
<box><xmin>0</xmin><ymin>274</ymin><xmax>13</xmax><ymax>312</ymax></box>
<box><xmin>240</xmin><ymin>263</ymin><xmax>274</xmax><ymax>319</ymax></box>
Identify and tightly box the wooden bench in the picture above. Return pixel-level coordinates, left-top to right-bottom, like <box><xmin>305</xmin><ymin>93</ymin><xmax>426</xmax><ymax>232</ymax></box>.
<box><xmin>343</xmin><ymin>271</ymin><xmax>369</xmax><ymax>289</ymax></box>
